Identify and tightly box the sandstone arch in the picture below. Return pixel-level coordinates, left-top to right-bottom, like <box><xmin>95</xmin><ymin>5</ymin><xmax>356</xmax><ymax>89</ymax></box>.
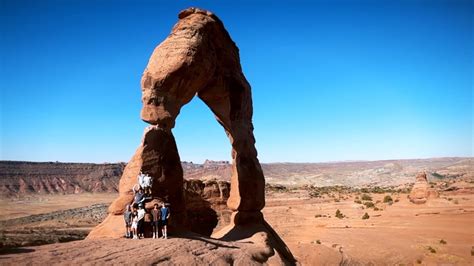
<box><xmin>139</xmin><ymin>7</ymin><xmax>265</xmax><ymax>216</ymax></box>
<box><xmin>88</xmin><ymin>8</ymin><xmax>295</xmax><ymax>264</ymax></box>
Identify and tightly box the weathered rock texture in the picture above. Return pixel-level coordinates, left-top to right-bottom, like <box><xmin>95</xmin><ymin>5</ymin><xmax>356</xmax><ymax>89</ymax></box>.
<box><xmin>101</xmin><ymin>7</ymin><xmax>266</xmax><ymax>223</ymax></box>
<box><xmin>139</xmin><ymin>8</ymin><xmax>265</xmax><ymax>213</ymax></box>
<box><xmin>4</xmin><ymin>233</ymin><xmax>292</xmax><ymax>265</ymax></box>
<box><xmin>89</xmin><ymin>7</ymin><xmax>295</xmax><ymax>264</ymax></box>
<box><xmin>184</xmin><ymin>179</ymin><xmax>231</xmax><ymax>235</ymax></box>
<box><xmin>408</xmin><ymin>172</ymin><xmax>439</xmax><ymax>204</ymax></box>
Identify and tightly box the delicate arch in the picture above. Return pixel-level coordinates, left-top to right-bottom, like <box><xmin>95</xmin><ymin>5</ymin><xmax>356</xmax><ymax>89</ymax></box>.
<box><xmin>138</xmin><ymin>8</ymin><xmax>265</xmax><ymax>216</ymax></box>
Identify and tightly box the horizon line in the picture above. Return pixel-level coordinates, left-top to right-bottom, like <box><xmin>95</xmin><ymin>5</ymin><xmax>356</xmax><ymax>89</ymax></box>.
<box><xmin>0</xmin><ymin>156</ymin><xmax>471</xmax><ymax>165</ymax></box>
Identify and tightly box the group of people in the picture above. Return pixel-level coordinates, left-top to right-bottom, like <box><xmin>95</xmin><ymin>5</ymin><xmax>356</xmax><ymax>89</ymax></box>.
<box><xmin>123</xmin><ymin>171</ymin><xmax>171</xmax><ymax>239</ymax></box>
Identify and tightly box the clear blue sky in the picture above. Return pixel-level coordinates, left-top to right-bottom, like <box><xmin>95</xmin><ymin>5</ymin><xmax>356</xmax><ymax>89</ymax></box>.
<box><xmin>1</xmin><ymin>0</ymin><xmax>472</xmax><ymax>163</ymax></box>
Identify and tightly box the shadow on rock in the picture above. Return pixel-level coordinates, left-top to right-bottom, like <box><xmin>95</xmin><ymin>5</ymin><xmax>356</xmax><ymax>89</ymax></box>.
<box><xmin>0</xmin><ymin>247</ymin><xmax>35</xmax><ymax>256</ymax></box>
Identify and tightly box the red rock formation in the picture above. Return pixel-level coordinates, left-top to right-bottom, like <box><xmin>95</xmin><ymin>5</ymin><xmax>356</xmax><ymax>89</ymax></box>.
<box><xmin>89</xmin><ymin>7</ymin><xmax>295</xmax><ymax>264</ymax></box>
<box><xmin>105</xmin><ymin>7</ymin><xmax>265</xmax><ymax>223</ymax></box>
<box><xmin>408</xmin><ymin>172</ymin><xmax>439</xmax><ymax>204</ymax></box>
<box><xmin>0</xmin><ymin>161</ymin><xmax>124</xmax><ymax>196</ymax></box>
<box><xmin>139</xmin><ymin>8</ymin><xmax>265</xmax><ymax>214</ymax></box>
<box><xmin>184</xmin><ymin>179</ymin><xmax>231</xmax><ymax>235</ymax></box>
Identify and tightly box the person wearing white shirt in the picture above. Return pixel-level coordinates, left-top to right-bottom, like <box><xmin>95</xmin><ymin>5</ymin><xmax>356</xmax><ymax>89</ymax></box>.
<box><xmin>137</xmin><ymin>204</ymin><xmax>146</xmax><ymax>239</ymax></box>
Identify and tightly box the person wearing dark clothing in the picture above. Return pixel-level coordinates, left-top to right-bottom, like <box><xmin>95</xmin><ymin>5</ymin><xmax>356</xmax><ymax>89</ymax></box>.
<box><xmin>123</xmin><ymin>204</ymin><xmax>132</xmax><ymax>238</ymax></box>
<box><xmin>151</xmin><ymin>204</ymin><xmax>161</xmax><ymax>239</ymax></box>
<box><xmin>160</xmin><ymin>203</ymin><xmax>170</xmax><ymax>239</ymax></box>
<box><xmin>133</xmin><ymin>186</ymin><xmax>145</xmax><ymax>207</ymax></box>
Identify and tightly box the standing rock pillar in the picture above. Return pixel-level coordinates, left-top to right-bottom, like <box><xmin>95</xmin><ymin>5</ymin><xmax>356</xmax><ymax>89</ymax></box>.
<box><xmin>140</xmin><ymin>125</ymin><xmax>185</xmax><ymax>227</ymax></box>
<box><xmin>226</xmin><ymin>121</ymin><xmax>266</xmax><ymax>223</ymax></box>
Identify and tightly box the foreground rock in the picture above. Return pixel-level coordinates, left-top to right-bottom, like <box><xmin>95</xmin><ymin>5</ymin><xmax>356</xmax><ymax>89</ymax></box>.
<box><xmin>408</xmin><ymin>172</ymin><xmax>439</xmax><ymax>204</ymax></box>
<box><xmin>2</xmin><ymin>233</ymin><xmax>291</xmax><ymax>265</ymax></box>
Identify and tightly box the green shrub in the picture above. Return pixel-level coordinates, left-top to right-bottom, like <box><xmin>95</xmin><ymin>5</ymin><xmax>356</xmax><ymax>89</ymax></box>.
<box><xmin>364</xmin><ymin>202</ymin><xmax>375</xmax><ymax>208</ymax></box>
<box><xmin>383</xmin><ymin>195</ymin><xmax>393</xmax><ymax>203</ymax></box>
<box><xmin>440</xmin><ymin>239</ymin><xmax>447</xmax><ymax>244</ymax></box>
<box><xmin>316</xmin><ymin>240</ymin><xmax>321</xmax><ymax>244</ymax></box>
<box><xmin>354</xmin><ymin>199</ymin><xmax>362</xmax><ymax>204</ymax></box>
<box><xmin>432</xmin><ymin>172</ymin><xmax>445</xmax><ymax>179</ymax></box>
<box><xmin>361</xmin><ymin>194</ymin><xmax>372</xmax><ymax>201</ymax></box>
<box><xmin>335</xmin><ymin>209</ymin><xmax>345</xmax><ymax>219</ymax></box>
<box><xmin>428</xmin><ymin>246</ymin><xmax>436</xmax><ymax>253</ymax></box>
<box><xmin>362</xmin><ymin>213</ymin><xmax>370</xmax><ymax>219</ymax></box>
<box><xmin>371</xmin><ymin>186</ymin><xmax>385</xmax><ymax>193</ymax></box>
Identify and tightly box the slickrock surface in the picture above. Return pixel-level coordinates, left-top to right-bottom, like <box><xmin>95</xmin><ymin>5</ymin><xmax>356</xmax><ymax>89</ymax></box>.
<box><xmin>1</xmin><ymin>232</ymin><xmax>294</xmax><ymax>265</ymax></box>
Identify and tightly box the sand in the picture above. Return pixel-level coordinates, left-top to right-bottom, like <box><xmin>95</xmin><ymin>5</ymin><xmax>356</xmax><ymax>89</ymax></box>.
<box><xmin>0</xmin><ymin>193</ymin><xmax>117</xmax><ymax>220</ymax></box>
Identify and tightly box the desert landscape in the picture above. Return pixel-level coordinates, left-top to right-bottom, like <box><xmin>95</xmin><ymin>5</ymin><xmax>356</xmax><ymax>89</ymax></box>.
<box><xmin>1</xmin><ymin>2</ymin><xmax>472</xmax><ymax>265</ymax></box>
<box><xmin>1</xmin><ymin>157</ymin><xmax>473</xmax><ymax>265</ymax></box>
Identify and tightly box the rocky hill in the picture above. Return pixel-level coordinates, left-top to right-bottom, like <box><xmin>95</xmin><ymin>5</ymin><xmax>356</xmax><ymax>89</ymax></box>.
<box><xmin>261</xmin><ymin>157</ymin><xmax>474</xmax><ymax>187</ymax></box>
<box><xmin>1</xmin><ymin>157</ymin><xmax>472</xmax><ymax>198</ymax></box>
<box><xmin>0</xmin><ymin>161</ymin><xmax>125</xmax><ymax>197</ymax></box>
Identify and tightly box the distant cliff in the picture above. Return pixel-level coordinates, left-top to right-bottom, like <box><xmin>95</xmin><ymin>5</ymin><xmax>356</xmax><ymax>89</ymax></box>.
<box><xmin>1</xmin><ymin>157</ymin><xmax>471</xmax><ymax>198</ymax></box>
<box><xmin>0</xmin><ymin>161</ymin><xmax>125</xmax><ymax>196</ymax></box>
<box><xmin>0</xmin><ymin>160</ymin><xmax>231</xmax><ymax>197</ymax></box>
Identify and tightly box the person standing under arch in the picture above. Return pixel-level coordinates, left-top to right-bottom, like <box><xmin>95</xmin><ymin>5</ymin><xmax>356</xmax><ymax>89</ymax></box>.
<box><xmin>160</xmin><ymin>203</ymin><xmax>170</xmax><ymax>239</ymax></box>
<box><xmin>151</xmin><ymin>203</ymin><xmax>161</xmax><ymax>239</ymax></box>
<box><xmin>137</xmin><ymin>204</ymin><xmax>146</xmax><ymax>239</ymax></box>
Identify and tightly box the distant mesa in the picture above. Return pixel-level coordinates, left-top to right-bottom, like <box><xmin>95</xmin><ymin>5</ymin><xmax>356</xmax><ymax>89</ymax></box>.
<box><xmin>203</xmin><ymin>159</ymin><xmax>230</xmax><ymax>165</ymax></box>
<box><xmin>203</xmin><ymin>159</ymin><xmax>230</xmax><ymax>168</ymax></box>
<box><xmin>0</xmin><ymin>161</ymin><xmax>125</xmax><ymax>197</ymax></box>
<box><xmin>408</xmin><ymin>172</ymin><xmax>439</xmax><ymax>204</ymax></box>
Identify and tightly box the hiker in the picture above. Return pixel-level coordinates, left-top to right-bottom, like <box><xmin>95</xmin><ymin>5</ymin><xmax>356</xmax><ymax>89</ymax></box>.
<box><xmin>133</xmin><ymin>185</ymin><xmax>145</xmax><ymax>207</ymax></box>
<box><xmin>137</xmin><ymin>171</ymin><xmax>145</xmax><ymax>188</ymax></box>
<box><xmin>131</xmin><ymin>210</ymin><xmax>138</xmax><ymax>239</ymax></box>
<box><xmin>142</xmin><ymin>173</ymin><xmax>153</xmax><ymax>196</ymax></box>
<box><xmin>138</xmin><ymin>171</ymin><xmax>153</xmax><ymax>196</ymax></box>
<box><xmin>160</xmin><ymin>202</ymin><xmax>170</xmax><ymax>239</ymax></box>
<box><xmin>151</xmin><ymin>204</ymin><xmax>161</xmax><ymax>239</ymax></box>
<box><xmin>144</xmin><ymin>210</ymin><xmax>152</xmax><ymax>238</ymax></box>
<box><xmin>137</xmin><ymin>204</ymin><xmax>146</xmax><ymax>239</ymax></box>
<box><xmin>123</xmin><ymin>204</ymin><xmax>132</xmax><ymax>238</ymax></box>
